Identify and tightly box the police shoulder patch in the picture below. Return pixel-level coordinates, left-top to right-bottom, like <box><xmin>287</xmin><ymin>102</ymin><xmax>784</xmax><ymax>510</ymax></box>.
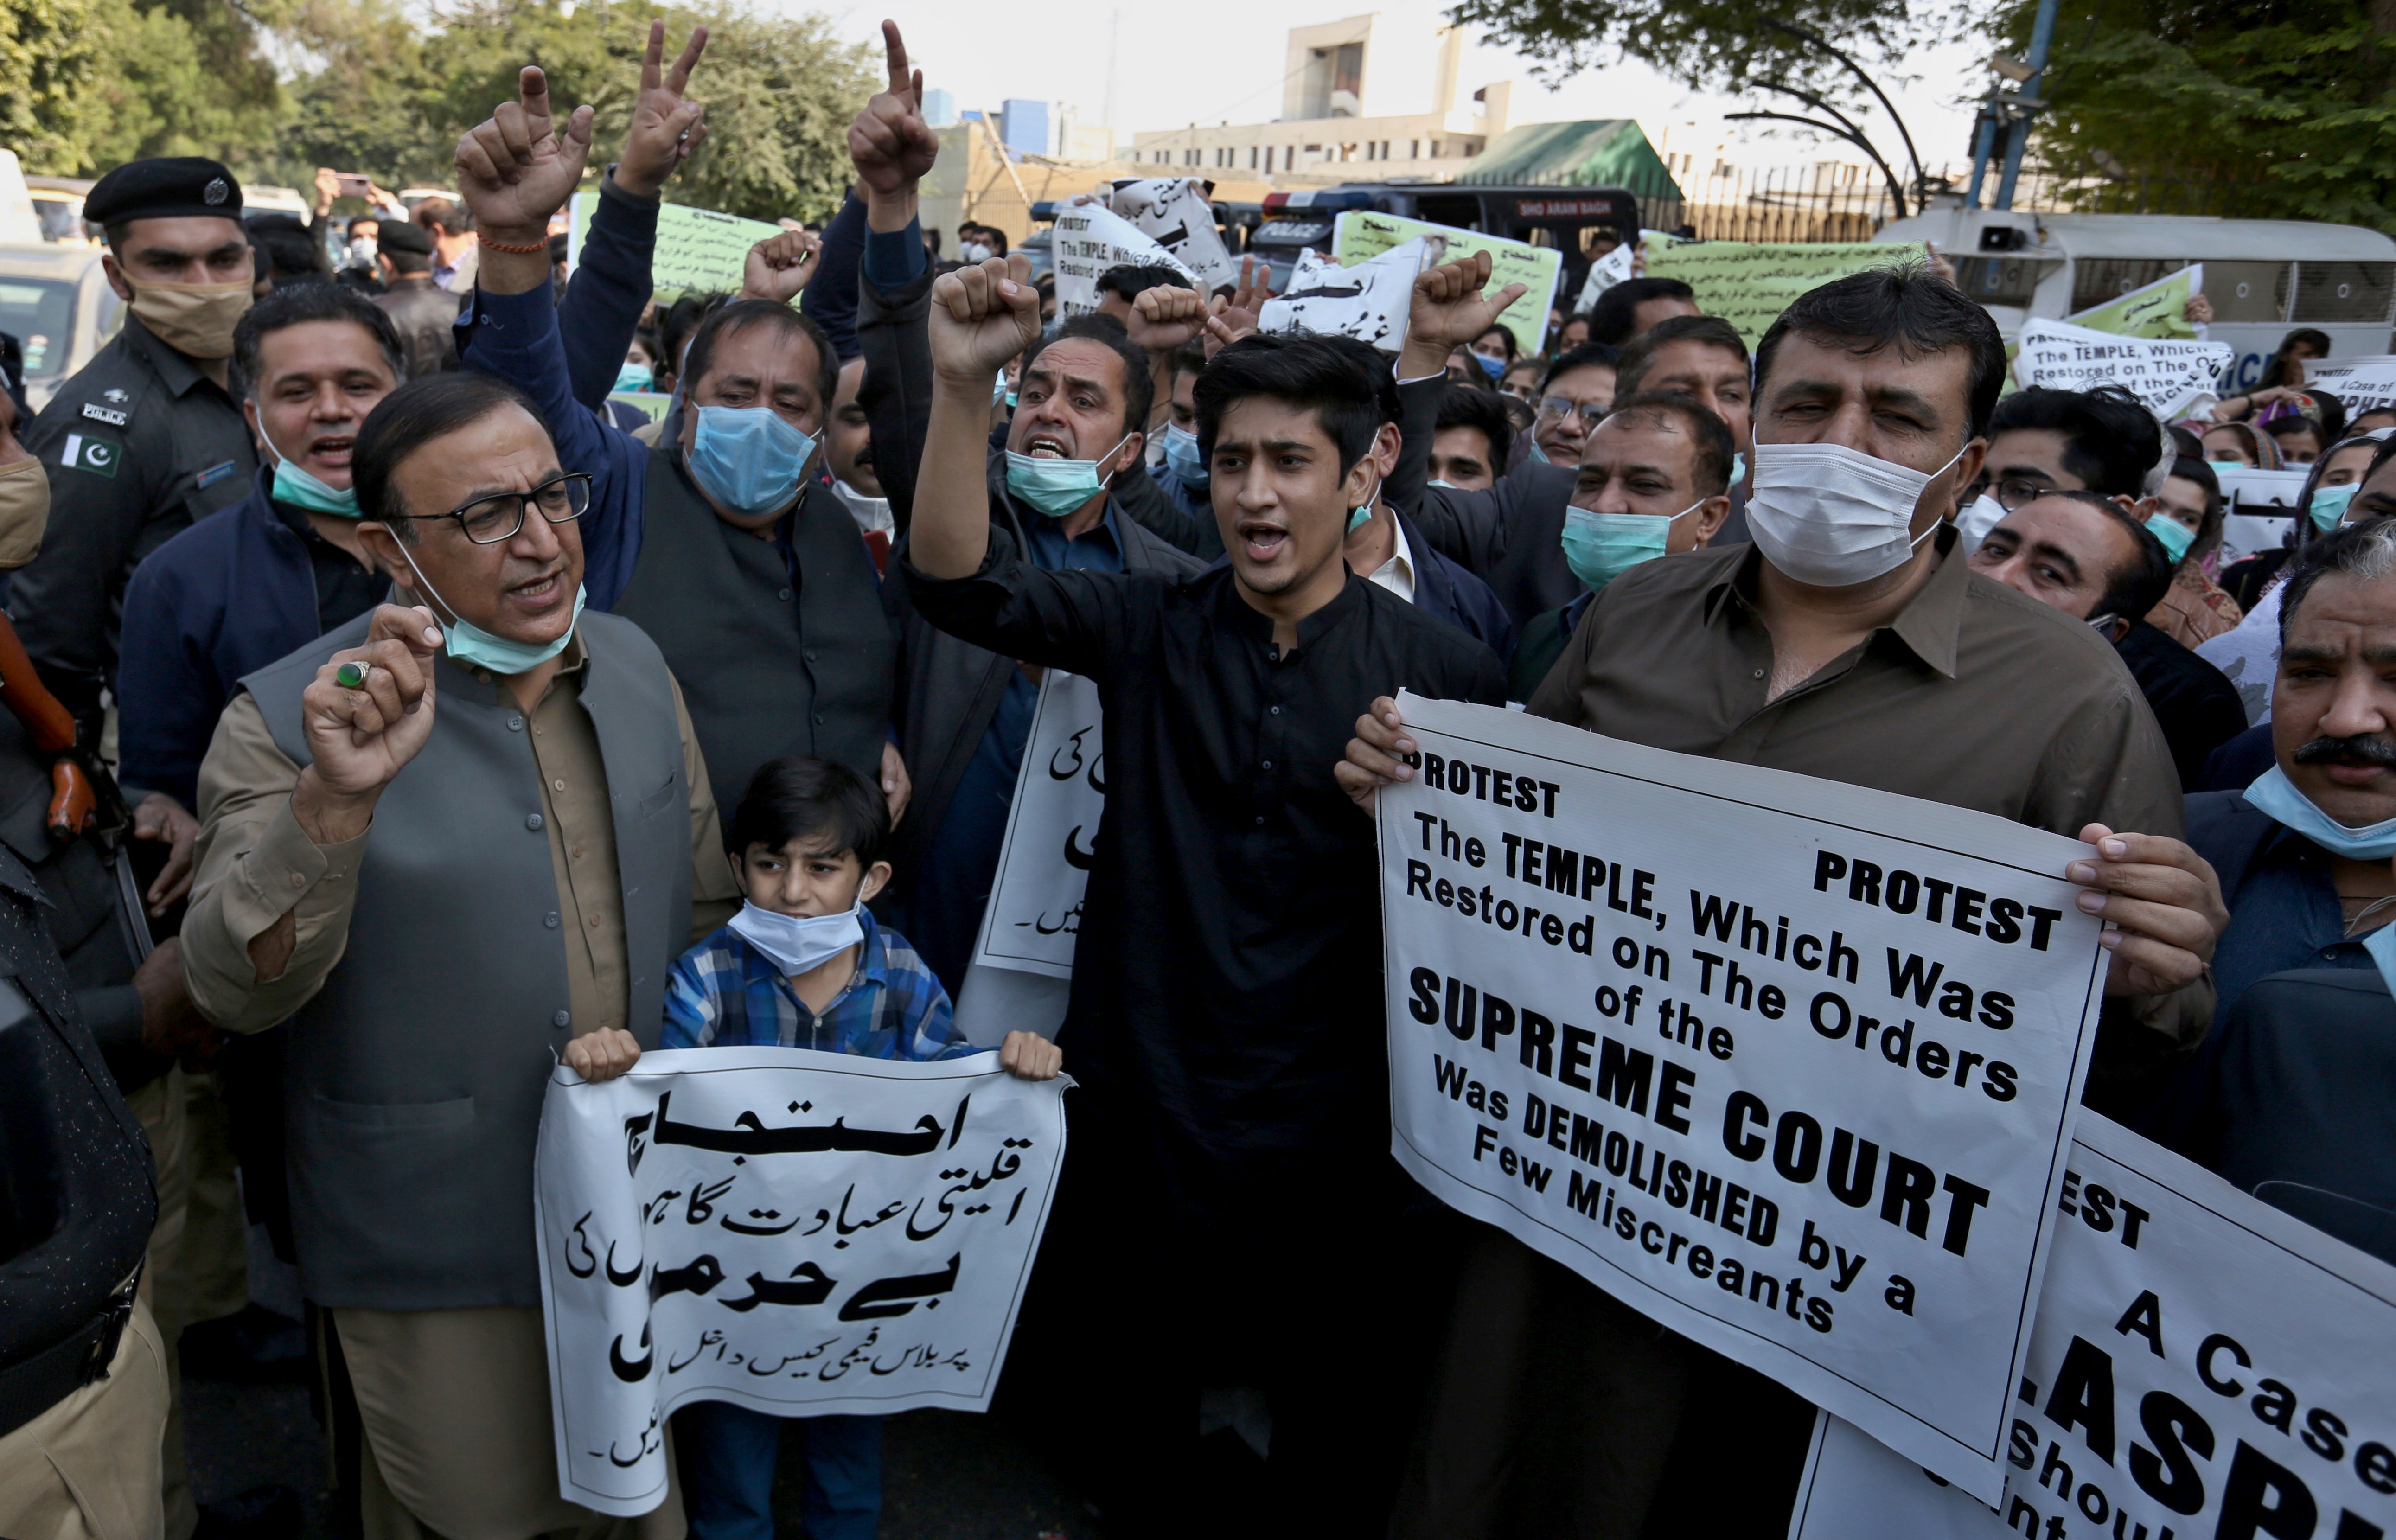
<box><xmin>81</xmin><ymin>402</ymin><xmax>128</xmax><ymax>428</ymax></box>
<box><xmin>58</xmin><ymin>433</ymin><xmax>119</xmax><ymax>479</ymax></box>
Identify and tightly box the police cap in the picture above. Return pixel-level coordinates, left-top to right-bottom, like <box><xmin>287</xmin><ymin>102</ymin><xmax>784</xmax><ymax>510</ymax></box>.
<box><xmin>84</xmin><ymin>157</ymin><xmax>245</xmax><ymax>229</ymax></box>
<box><xmin>373</xmin><ymin>220</ymin><xmax>433</xmax><ymax>257</ymax></box>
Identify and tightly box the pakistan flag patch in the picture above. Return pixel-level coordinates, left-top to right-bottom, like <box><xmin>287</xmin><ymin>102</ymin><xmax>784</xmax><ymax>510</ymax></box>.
<box><xmin>59</xmin><ymin>432</ymin><xmax>119</xmax><ymax>479</ymax></box>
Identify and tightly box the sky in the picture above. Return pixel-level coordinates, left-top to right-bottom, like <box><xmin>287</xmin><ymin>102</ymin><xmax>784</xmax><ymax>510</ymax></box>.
<box><xmin>805</xmin><ymin>0</ymin><xmax>1992</xmax><ymax>178</ymax></box>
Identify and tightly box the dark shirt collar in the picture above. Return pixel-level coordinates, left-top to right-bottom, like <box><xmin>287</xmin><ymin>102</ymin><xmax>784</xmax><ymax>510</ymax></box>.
<box><xmin>1024</xmin><ymin>499</ymin><xmax>1123</xmax><ymax>560</ymax></box>
<box><xmin>120</xmin><ymin>312</ymin><xmax>219</xmax><ymax>399</ymax></box>
<box><xmin>1215</xmin><ymin>565</ymin><xmax>1369</xmax><ymax>652</ymax></box>
<box><xmin>1704</xmin><ymin>522</ymin><xmax>1967</xmax><ymax>679</ymax></box>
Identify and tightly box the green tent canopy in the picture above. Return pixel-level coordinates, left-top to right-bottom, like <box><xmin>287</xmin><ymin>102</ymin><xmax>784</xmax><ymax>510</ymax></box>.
<box><xmin>1457</xmin><ymin>120</ymin><xmax>1685</xmax><ymax>202</ymax></box>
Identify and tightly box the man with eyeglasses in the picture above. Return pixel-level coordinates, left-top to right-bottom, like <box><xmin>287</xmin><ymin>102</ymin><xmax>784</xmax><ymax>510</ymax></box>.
<box><xmin>1530</xmin><ymin>343</ymin><xmax>1621</xmax><ymax>466</ymax></box>
<box><xmin>177</xmin><ymin>368</ymin><xmax>738</xmax><ymax>1538</ymax></box>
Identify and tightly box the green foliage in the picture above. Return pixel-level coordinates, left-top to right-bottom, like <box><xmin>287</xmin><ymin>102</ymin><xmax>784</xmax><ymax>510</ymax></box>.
<box><xmin>1445</xmin><ymin>0</ymin><xmax>1936</xmax><ymax>105</ymax></box>
<box><xmin>1993</xmin><ymin>0</ymin><xmax>2396</xmax><ymax>232</ymax></box>
<box><xmin>10</xmin><ymin>0</ymin><xmax>877</xmax><ymax>223</ymax></box>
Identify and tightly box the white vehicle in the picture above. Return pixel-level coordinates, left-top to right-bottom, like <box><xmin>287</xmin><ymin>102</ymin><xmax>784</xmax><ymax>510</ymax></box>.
<box><xmin>0</xmin><ymin>243</ymin><xmax>122</xmax><ymax>411</ymax></box>
<box><xmin>1876</xmin><ymin>207</ymin><xmax>2396</xmax><ymax>393</ymax></box>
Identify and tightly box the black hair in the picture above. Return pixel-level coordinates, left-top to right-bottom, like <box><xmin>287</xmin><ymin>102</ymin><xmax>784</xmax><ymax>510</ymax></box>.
<box><xmin>1094</xmin><ymin>264</ymin><xmax>1186</xmax><ymax>303</ymax></box>
<box><xmin>1021</xmin><ymin>314</ymin><xmax>1155</xmax><ymax>443</ymax></box>
<box><xmin>726</xmin><ymin>755</ymin><xmax>889</xmax><ymax>870</ymax></box>
<box><xmin>654</xmin><ymin>293</ymin><xmax>724</xmax><ymax>390</ymax></box>
<box><xmin>413</xmin><ymin>198</ymin><xmax>472</xmax><ymax>238</ymax></box>
<box><xmin>1316</xmin><ymin>334</ymin><xmax>1404</xmax><ymax>425</ymax></box>
<box><xmin>1168</xmin><ymin>340</ymin><xmax>1208</xmax><ymax>387</ymax></box>
<box><xmin>2167</xmin><ymin>422</ymin><xmax>2203</xmax><ymax>458</ymax></box>
<box><xmin>2309</xmin><ymin>390</ymin><xmax>2349</xmax><ymax>441</ymax></box>
<box><xmin>1585</xmin><ymin>277</ymin><xmax>1696</xmax><ymax>347</ymax></box>
<box><xmin>2013</xmin><ymin>488</ymin><xmax>2173</xmax><ymax>621</ymax></box>
<box><xmin>1193</xmin><ymin>332</ymin><xmax>1383</xmax><ymax>476</ymax></box>
<box><xmin>1614</xmin><ymin>314</ymin><xmax>1750</xmax><ymax>399</ymax></box>
<box><xmin>247</xmin><ymin>214</ymin><xmax>329</xmax><ymax>286</ymax></box>
<box><xmin>1986</xmin><ymin>385</ymin><xmax>2165</xmax><ymax>498</ymax></box>
<box><xmin>352</xmin><ymin>372</ymin><xmax>552</xmax><ymax>538</ymax></box>
<box><xmin>679</xmin><ymin>299</ymin><xmax>838</xmax><ymax>416</ymax></box>
<box><xmin>1435</xmin><ymin>383</ymin><xmax>1513</xmax><ymax>470</ymax></box>
<box><xmin>1542</xmin><ymin>341</ymin><xmax>1620</xmax><ymax>393</ymax></box>
<box><xmin>2266</xmin><ymin>414</ymin><xmax>2328</xmax><ymax>449</ymax></box>
<box><xmin>1599</xmin><ymin>391</ymin><xmax>1738</xmax><ymax>497</ymax></box>
<box><xmin>1470</xmin><ymin>324</ymin><xmax>1517</xmax><ymax>363</ymax></box>
<box><xmin>1755</xmin><ymin>264</ymin><xmax>2008</xmax><ymax>442</ymax></box>
<box><xmin>230</xmin><ymin>282</ymin><xmax>405</xmax><ymax>401</ymax></box>
<box><xmin>2163</xmin><ymin>454</ymin><xmax>2224</xmax><ymax>562</ymax></box>
<box><xmin>2260</xmin><ymin>328</ymin><xmax>2332</xmax><ymax>390</ymax></box>
<box><xmin>2279</xmin><ymin>517</ymin><xmax>2396</xmax><ymax>647</ymax></box>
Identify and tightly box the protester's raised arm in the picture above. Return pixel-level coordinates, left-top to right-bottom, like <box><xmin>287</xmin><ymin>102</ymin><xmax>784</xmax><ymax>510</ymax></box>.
<box><xmin>913</xmin><ymin>255</ymin><xmax>1043</xmax><ymax>579</ymax></box>
<box><xmin>1396</xmin><ymin>252</ymin><xmax>1527</xmax><ymax>383</ymax></box>
<box><xmin>850</xmin><ymin>19</ymin><xmax>938</xmax><ymax>238</ymax></box>
<box><xmin>452</xmin><ymin>65</ymin><xmax>594</xmax><ymax>296</ymax></box>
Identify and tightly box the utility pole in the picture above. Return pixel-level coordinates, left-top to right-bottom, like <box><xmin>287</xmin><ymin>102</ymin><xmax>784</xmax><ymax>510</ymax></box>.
<box><xmin>1993</xmin><ymin>0</ymin><xmax>2058</xmax><ymax>210</ymax></box>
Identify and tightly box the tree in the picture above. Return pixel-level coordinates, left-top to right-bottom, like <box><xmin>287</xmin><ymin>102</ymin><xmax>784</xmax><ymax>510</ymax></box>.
<box><xmin>1991</xmin><ymin>0</ymin><xmax>2396</xmax><ymax>231</ymax></box>
<box><xmin>1444</xmin><ymin>0</ymin><xmax>1934</xmax><ymax>105</ymax></box>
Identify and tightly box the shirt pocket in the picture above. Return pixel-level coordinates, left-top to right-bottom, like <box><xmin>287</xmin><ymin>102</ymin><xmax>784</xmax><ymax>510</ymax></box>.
<box><xmin>637</xmin><ymin>772</ymin><xmax>680</xmax><ymax>820</ymax></box>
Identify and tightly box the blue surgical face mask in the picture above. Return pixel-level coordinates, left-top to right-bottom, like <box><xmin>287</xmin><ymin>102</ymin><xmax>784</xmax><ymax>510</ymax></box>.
<box><xmin>1560</xmin><ymin>500</ymin><xmax>1701</xmax><ymax>592</ymax></box>
<box><xmin>1348</xmin><ymin>503</ymin><xmax>1375</xmax><ymax>534</ymax></box>
<box><xmin>2145</xmin><ymin>511</ymin><xmax>2197</xmax><ymax>563</ymax></box>
<box><xmin>2364</xmin><ymin>922</ymin><xmax>2396</xmax><ymax>1000</ymax></box>
<box><xmin>2309</xmin><ymin>481</ymin><xmax>2358</xmax><ymax>532</ymax></box>
<box><xmin>1163</xmin><ymin>423</ymin><xmax>1208</xmax><ymax>489</ymax></box>
<box><xmin>1730</xmin><ymin>451</ymin><xmax>1746</xmax><ymax>486</ymax></box>
<box><xmin>613</xmin><ymin>362</ymin><xmax>653</xmax><ymax>394</ymax></box>
<box><xmin>1526</xmin><ymin>440</ymin><xmax>1550</xmax><ymax>465</ymax></box>
<box><xmin>1476</xmin><ymin>352</ymin><xmax>1507</xmax><ymax>381</ymax></box>
<box><xmin>262</xmin><ymin>422</ymin><xmax>360</xmax><ymax>518</ymax></box>
<box><xmin>2243</xmin><ymin>764</ymin><xmax>2396</xmax><ymax>859</ymax></box>
<box><xmin>1428</xmin><ymin>479</ymin><xmax>1457</xmax><ymax>489</ymax></box>
<box><xmin>2207</xmin><ymin>459</ymin><xmax>2247</xmax><ymax>474</ymax></box>
<box><xmin>688</xmin><ymin>405</ymin><xmax>818</xmax><ymax>519</ymax></box>
<box><xmin>1004</xmin><ymin>391</ymin><xmax>1018</xmax><ymax>410</ymax></box>
<box><xmin>391</xmin><ymin>542</ymin><xmax>587</xmax><ymax>675</ymax></box>
<box><xmin>1005</xmin><ymin>434</ymin><xmax>1130</xmax><ymax>519</ymax></box>
<box><xmin>728</xmin><ymin>899</ymin><xmax>864</xmax><ymax>977</ymax></box>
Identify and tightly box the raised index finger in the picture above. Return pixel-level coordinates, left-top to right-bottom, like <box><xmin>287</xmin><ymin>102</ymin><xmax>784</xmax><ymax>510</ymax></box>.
<box><xmin>881</xmin><ymin>19</ymin><xmax>911</xmax><ymax>96</ymax></box>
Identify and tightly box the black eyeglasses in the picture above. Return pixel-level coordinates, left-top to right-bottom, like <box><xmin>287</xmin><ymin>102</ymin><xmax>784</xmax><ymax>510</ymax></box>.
<box><xmin>1538</xmin><ymin>396</ymin><xmax>1610</xmax><ymax>423</ymax></box>
<box><xmin>1968</xmin><ymin>476</ymin><xmax>2054</xmax><ymax>513</ymax></box>
<box><xmin>387</xmin><ymin>473</ymin><xmax>592</xmax><ymax>544</ymax></box>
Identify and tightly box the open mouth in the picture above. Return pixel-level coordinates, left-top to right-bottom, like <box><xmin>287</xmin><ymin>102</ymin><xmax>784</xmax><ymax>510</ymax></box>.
<box><xmin>509</xmin><ymin>571</ymin><xmax>565</xmax><ymax>604</ymax></box>
<box><xmin>309</xmin><ymin>434</ymin><xmax>355</xmax><ymax>466</ymax></box>
<box><xmin>1237</xmin><ymin>521</ymin><xmax>1290</xmax><ymax>562</ymax></box>
<box><xmin>1023</xmin><ymin>433</ymin><xmax>1072</xmax><ymax>459</ymax></box>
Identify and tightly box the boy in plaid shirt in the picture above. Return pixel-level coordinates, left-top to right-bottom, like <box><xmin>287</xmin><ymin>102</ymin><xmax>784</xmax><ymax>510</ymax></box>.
<box><xmin>564</xmin><ymin>754</ymin><xmax>1060</xmax><ymax>1540</ymax></box>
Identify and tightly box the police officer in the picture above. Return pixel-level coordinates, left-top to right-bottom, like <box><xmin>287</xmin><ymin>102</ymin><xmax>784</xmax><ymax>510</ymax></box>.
<box><xmin>13</xmin><ymin>156</ymin><xmax>258</xmax><ymax>741</ymax></box>
<box><xmin>0</xmin><ymin>814</ymin><xmax>169</xmax><ymax>1540</ymax></box>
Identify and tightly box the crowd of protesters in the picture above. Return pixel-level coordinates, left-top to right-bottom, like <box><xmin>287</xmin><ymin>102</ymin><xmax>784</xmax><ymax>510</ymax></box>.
<box><xmin>1</xmin><ymin>15</ymin><xmax>2391</xmax><ymax>1540</ymax></box>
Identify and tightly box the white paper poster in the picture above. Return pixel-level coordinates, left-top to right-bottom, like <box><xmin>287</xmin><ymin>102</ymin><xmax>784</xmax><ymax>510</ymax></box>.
<box><xmin>535</xmin><ymin>1049</ymin><xmax>1068</xmax><ymax>1514</ymax></box>
<box><xmin>1258</xmin><ymin>236</ymin><xmax>1431</xmax><ymax>352</ymax></box>
<box><xmin>970</xmin><ymin>669</ymin><xmax>1105</xmax><ymax>981</ymax></box>
<box><xmin>1574</xmin><ymin>239</ymin><xmax>1637</xmax><ymax>313</ymax></box>
<box><xmin>1108</xmin><ymin>177</ymin><xmax>1237</xmax><ymax>295</ymax></box>
<box><xmin>1050</xmin><ymin>202</ymin><xmax>1195</xmax><ymax>319</ymax></box>
<box><xmin>1789</xmin><ymin>1112</ymin><xmax>2396</xmax><ymax>1540</ymax></box>
<box><xmin>1377</xmin><ymin>695</ymin><xmax>2110</xmax><ymax>1501</ymax></box>
<box><xmin>2301</xmin><ymin>355</ymin><xmax>2396</xmax><ymax>415</ymax></box>
<box><xmin>2013</xmin><ymin>319</ymin><xmax>2235</xmax><ymax>420</ymax></box>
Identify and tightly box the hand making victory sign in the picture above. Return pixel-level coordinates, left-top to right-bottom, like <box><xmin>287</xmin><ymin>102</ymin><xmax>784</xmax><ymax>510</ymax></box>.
<box><xmin>614</xmin><ymin>20</ymin><xmax>710</xmax><ymax>198</ymax></box>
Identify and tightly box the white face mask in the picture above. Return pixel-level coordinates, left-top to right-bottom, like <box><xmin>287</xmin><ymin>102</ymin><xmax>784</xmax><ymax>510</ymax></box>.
<box><xmin>1746</xmin><ymin>440</ymin><xmax>1968</xmax><ymax>588</ymax></box>
<box><xmin>728</xmin><ymin>900</ymin><xmax>864</xmax><ymax>978</ymax></box>
<box><xmin>826</xmin><ymin>476</ymin><xmax>891</xmax><ymax>536</ymax></box>
<box><xmin>1955</xmin><ymin>493</ymin><xmax>2008</xmax><ymax>555</ymax></box>
<box><xmin>961</xmin><ymin>242</ymin><xmax>994</xmax><ymax>263</ymax></box>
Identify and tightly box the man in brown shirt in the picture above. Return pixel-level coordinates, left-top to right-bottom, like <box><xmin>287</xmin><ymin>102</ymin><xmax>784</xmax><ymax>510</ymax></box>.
<box><xmin>1342</xmin><ymin>266</ymin><xmax>2229</xmax><ymax>1538</ymax></box>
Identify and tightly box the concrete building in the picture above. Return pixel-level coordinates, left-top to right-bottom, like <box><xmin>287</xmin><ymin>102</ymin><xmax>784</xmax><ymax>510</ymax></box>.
<box><xmin>1000</xmin><ymin>99</ymin><xmax>1051</xmax><ymax>160</ymax></box>
<box><xmin>1128</xmin><ymin>17</ymin><xmax>1509</xmax><ymax>185</ymax></box>
<box><xmin>922</xmin><ymin>87</ymin><xmax>958</xmax><ymax>128</ymax></box>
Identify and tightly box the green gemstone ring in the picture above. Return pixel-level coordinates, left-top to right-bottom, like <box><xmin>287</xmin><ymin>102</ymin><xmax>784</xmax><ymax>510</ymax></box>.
<box><xmin>334</xmin><ymin>661</ymin><xmax>368</xmax><ymax>690</ymax></box>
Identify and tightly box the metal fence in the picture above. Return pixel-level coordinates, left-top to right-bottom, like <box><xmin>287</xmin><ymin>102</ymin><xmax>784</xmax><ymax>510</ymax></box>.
<box><xmin>1626</xmin><ymin>160</ymin><xmax>2268</xmax><ymax>243</ymax></box>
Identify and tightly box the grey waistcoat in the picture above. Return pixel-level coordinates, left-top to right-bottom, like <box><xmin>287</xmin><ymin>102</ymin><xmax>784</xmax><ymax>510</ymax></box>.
<box><xmin>245</xmin><ymin>609</ymin><xmax>692</xmax><ymax>1310</ymax></box>
<box><xmin>612</xmin><ymin>450</ymin><xmax>894</xmax><ymax>808</ymax></box>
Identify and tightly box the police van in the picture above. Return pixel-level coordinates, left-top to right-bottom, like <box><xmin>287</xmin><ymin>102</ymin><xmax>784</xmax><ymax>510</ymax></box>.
<box><xmin>1240</xmin><ymin>184</ymin><xmax>1643</xmax><ymax>292</ymax></box>
<box><xmin>1874</xmin><ymin>207</ymin><xmax>2396</xmax><ymax>392</ymax></box>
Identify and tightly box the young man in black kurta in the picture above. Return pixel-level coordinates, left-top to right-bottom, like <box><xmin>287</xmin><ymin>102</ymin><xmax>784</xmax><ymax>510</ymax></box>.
<box><xmin>901</xmin><ymin>254</ymin><xmax>1511</xmax><ymax>1534</ymax></box>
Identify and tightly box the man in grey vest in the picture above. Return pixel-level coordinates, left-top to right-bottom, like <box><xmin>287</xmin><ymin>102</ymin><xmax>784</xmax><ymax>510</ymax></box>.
<box><xmin>179</xmin><ymin>369</ymin><xmax>738</xmax><ymax>1538</ymax></box>
<box><xmin>453</xmin><ymin>47</ymin><xmax>906</xmax><ymax>823</ymax></box>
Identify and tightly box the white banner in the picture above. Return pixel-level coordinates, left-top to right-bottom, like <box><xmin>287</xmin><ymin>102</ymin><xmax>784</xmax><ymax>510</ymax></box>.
<box><xmin>1574</xmin><ymin>239</ymin><xmax>1636</xmax><ymax>313</ymax></box>
<box><xmin>2301</xmin><ymin>355</ymin><xmax>2396</xmax><ymax>414</ymax></box>
<box><xmin>1050</xmin><ymin>202</ymin><xmax>1195</xmax><ymax>319</ymax></box>
<box><xmin>1378</xmin><ymin>694</ymin><xmax>2109</xmax><ymax>1501</ymax></box>
<box><xmin>2014</xmin><ymin>319</ymin><xmax>2235</xmax><ymax>420</ymax></box>
<box><xmin>970</xmin><ymin>669</ymin><xmax>1104</xmax><ymax>981</ymax></box>
<box><xmin>1258</xmin><ymin>236</ymin><xmax>1431</xmax><ymax>353</ymax></box>
<box><xmin>535</xmin><ymin>1049</ymin><xmax>1068</xmax><ymax>1514</ymax></box>
<box><xmin>1789</xmin><ymin>1112</ymin><xmax>2396</xmax><ymax>1540</ymax></box>
<box><xmin>1108</xmin><ymin>177</ymin><xmax>1237</xmax><ymax>295</ymax></box>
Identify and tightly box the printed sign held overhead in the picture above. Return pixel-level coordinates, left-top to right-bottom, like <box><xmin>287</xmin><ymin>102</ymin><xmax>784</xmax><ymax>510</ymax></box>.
<box><xmin>1258</xmin><ymin>237</ymin><xmax>1431</xmax><ymax>353</ymax></box>
<box><xmin>1050</xmin><ymin>202</ymin><xmax>1195</xmax><ymax>320</ymax></box>
<box><xmin>1108</xmin><ymin>178</ymin><xmax>1237</xmax><ymax>295</ymax></box>
<box><xmin>568</xmin><ymin>195</ymin><xmax>785</xmax><ymax>303</ymax></box>
<box><xmin>2014</xmin><ymin>319</ymin><xmax>2235</xmax><ymax>420</ymax></box>
<box><xmin>1334</xmin><ymin>211</ymin><xmax>1559</xmax><ymax>356</ymax></box>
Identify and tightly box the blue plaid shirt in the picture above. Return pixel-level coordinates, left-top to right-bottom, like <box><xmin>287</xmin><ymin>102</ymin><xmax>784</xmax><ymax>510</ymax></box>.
<box><xmin>660</xmin><ymin>909</ymin><xmax>971</xmax><ymax>1061</ymax></box>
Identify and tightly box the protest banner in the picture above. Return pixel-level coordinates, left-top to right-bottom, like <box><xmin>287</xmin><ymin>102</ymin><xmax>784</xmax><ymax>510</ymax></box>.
<box><xmin>568</xmin><ymin>194</ymin><xmax>783</xmax><ymax>302</ymax></box>
<box><xmin>1109</xmin><ymin>177</ymin><xmax>1238</xmax><ymax>294</ymax></box>
<box><xmin>2065</xmin><ymin>266</ymin><xmax>2201</xmax><ymax>339</ymax></box>
<box><xmin>2301</xmin><ymin>355</ymin><xmax>2396</xmax><ymax>415</ymax></box>
<box><xmin>1643</xmin><ymin>240</ymin><xmax>1923</xmax><ymax>347</ymax></box>
<box><xmin>2014</xmin><ymin>319</ymin><xmax>2234</xmax><ymax>420</ymax></box>
<box><xmin>606</xmin><ymin>390</ymin><xmax>669</xmax><ymax>423</ymax></box>
<box><xmin>1573</xmin><ymin>238</ymin><xmax>1636</xmax><ymax>314</ymax></box>
<box><xmin>1788</xmin><ymin>1112</ymin><xmax>2396</xmax><ymax>1540</ymax></box>
<box><xmin>2214</xmin><ymin>466</ymin><xmax>2313</xmax><ymax>564</ymax></box>
<box><xmin>1258</xmin><ymin>237</ymin><xmax>1430</xmax><ymax>352</ymax></box>
<box><xmin>1333</xmin><ymin>211</ymin><xmax>1559</xmax><ymax>356</ymax></box>
<box><xmin>536</xmin><ymin>1048</ymin><xmax>1068</xmax><ymax>1514</ymax></box>
<box><xmin>971</xmin><ymin>669</ymin><xmax>1105</xmax><ymax>981</ymax></box>
<box><xmin>1050</xmin><ymin>202</ymin><xmax>1195</xmax><ymax>319</ymax></box>
<box><xmin>1378</xmin><ymin>694</ymin><xmax>2110</xmax><ymax>1500</ymax></box>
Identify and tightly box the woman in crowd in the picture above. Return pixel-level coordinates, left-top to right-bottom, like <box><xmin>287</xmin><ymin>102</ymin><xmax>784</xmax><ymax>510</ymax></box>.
<box><xmin>2201</xmin><ymin>419</ymin><xmax>2281</xmax><ymax>470</ymax></box>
